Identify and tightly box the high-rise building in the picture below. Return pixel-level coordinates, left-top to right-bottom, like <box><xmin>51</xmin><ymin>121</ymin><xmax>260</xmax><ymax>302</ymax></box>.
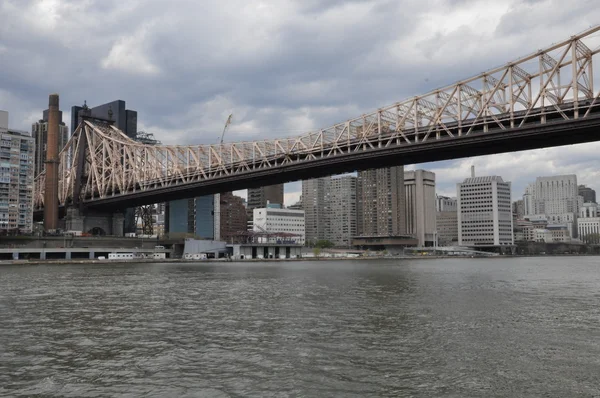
<box><xmin>165</xmin><ymin>196</ymin><xmax>215</xmax><ymax>239</ymax></box>
<box><xmin>71</xmin><ymin>100</ymin><xmax>137</xmax><ymax>138</ymax></box>
<box><xmin>435</xmin><ymin>195</ymin><xmax>458</xmax><ymax>246</ymax></box>
<box><xmin>0</xmin><ymin>113</ymin><xmax>35</xmax><ymax>233</ymax></box>
<box><xmin>302</xmin><ymin>177</ymin><xmax>329</xmax><ymax>243</ymax></box>
<box><xmin>531</xmin><ymin>175</ymin><xmax>579</xmax><ymax>237</ymax></box>
<box><xmin>219</xmin><ymin>192</ymin><xmax>247</xmax><ymax>243</ymax></box>
<box><xmin>523</xmin><ymin>183</ymin><xmax>535</xmax><ymax>215</ymax></box>
<box><xmin>356</xmin><ymin>166</ymin><xmax>406</xmax><ymax>237</ymax></box>
<box><xmin>405</xmin><ymin>170</ymin><xmax>436</xmax><ymax>246</ymax></box>
<box><xmin>32</xmin><ymin>110</ymin><xmax>69</xmax><ymax>176</ymax></box>
<box><xmin>578</xmin><ymin>185</ymin><xmax>596</xmax><ymax>204</ymax></box>
<box><xmin>328</xmin><ymin>176</ymin><xmax>357</xmax><ymax>247</ymax></box>
<box><xmin>457</xmin><ymin>173</ymin><xmax>513</xmax><ymax>247</ymax></box>
<box><xmin>512</xmin><ymin>200</ymin><xmax>525</xmax><ymax>220</ymax></box>
<box><xmin>71</xmin><ymin>100</ymin><xmax>138</xmax><ymax>233</ymax></box>
<box><xmin>246</xmin><ymin>184</ymin><xmax>284</xmax><ymax>226</ymax></box>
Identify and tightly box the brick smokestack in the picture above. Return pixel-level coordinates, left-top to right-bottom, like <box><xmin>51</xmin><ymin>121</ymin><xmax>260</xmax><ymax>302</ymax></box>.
<box><xmin>44</xmin><ymin>94</ymin><xmax>60</xmax><ymax>231</ymax></box>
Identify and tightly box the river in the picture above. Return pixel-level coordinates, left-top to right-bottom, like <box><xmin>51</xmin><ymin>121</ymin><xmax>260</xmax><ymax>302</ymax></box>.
<box><xmin>1</xmin><ymin>257</ymin><xmax>599</xmax><ymax>397</ymax></box>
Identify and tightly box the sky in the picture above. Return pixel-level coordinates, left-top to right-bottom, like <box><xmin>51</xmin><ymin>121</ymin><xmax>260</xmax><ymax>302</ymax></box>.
<box><xmin>1</xmin><ymin>0</ymin><xmax>600</xmax><ymax>206</ymax></box>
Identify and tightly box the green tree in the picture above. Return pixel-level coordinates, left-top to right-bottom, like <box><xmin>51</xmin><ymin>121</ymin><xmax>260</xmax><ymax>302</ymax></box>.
<box><xmin>313</xmin><ymin>247</ymin><xmax>322</xmax><ymax>258</ymax></box>
<box><xmin>583</xmin><ymin>233</ymin><xmax>600</xmax><ymax>244</ymax></box>
<box><xmin>315</xmin><ymin>239</ymin><xmax>334</xmax><ymax>249</ymax></box>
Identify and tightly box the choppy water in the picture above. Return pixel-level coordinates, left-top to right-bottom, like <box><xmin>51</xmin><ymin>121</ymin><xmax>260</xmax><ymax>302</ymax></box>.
<box><xmin>1</xmin><ymin>257</ymin><xmax>599</xmax><ymax>397</ymax></box>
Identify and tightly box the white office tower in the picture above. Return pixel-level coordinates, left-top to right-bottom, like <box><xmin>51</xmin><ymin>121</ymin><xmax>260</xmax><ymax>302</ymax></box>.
<box><xmin>523</xmin><ymin>183</ymin><xmax>536</xmax><ymax>216</ymax></box>
<box><xmin>253</xmin><ymin>207</ymin><xmax>305</xmax><ymax>244</ymax></box>
<box><xmin>457</xmin><ymin>172</ymin><xmax>513</xmax><ymax>247</ymax></box>
<box><xmin>578</xmin><ymin>202</ymin><xmax>600</xmax><ymax>242</ymax></box>
<box><xmin>533</xmin><ymin>175</ymin><xmax>579</xmax><ymax>237</ymax></box>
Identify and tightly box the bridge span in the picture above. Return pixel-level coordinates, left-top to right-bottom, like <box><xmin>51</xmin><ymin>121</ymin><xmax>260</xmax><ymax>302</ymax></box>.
<box><xmin>34</xmin><ymin>26</ymin><xmax>600</xmax><ymax>212</ymax></box>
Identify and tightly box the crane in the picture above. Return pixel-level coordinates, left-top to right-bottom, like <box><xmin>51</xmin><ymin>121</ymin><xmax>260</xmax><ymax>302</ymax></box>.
<box><xmin>214</xmin><ymin>113</ymin><xmax>232</xmax><ymax>241</ymax></box>
<box><xmin>219</xmin><ymin>114</ymin><xmax>233</xmax><ymax>144</ymax></box>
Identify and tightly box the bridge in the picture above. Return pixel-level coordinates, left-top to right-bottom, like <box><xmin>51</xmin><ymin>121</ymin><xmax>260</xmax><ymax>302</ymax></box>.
<box><xmin>35</xmin><ymin>26</ymin><xmax>600</xmax><ymax>215</ymax></box>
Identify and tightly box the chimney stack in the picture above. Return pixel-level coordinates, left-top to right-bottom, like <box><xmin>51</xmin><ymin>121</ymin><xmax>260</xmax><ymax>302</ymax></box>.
<box><xmin>44</xmin><ymin>94</ymin><xmax>60</xmax><ymax>231</ymax></box>
<box><xmin>471</xmin><ymin>165</ymin><xmax>475</xmax><ymax>178</ymax></box>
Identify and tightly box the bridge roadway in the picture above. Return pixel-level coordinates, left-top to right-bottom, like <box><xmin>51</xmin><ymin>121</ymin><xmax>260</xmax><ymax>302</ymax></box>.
<box><xmin>82</xmin><ymin>105</ymin><xmax>600</xmax><ymax>210</ymax></box>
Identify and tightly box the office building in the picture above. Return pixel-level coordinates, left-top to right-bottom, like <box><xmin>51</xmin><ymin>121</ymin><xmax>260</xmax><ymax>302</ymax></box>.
<box><xmin>578</xmin><ymin>202</ymin><xmax>600</xmax><ymax>242</ymax></box>
<box><xmin>165</xmin><ymin>195</ymin><xmax>215</xmax><ymax>239</ymax></box>
<box><xmin>219</xmin><ymin>192</ymin><xmax>247</xmax><ymax>243</ymax></box>
<box><xmin>253</xmin><ymin>207</ymin><xmax>305</xmax><ymax>244</ymax></box>
<box><xmin>512</xmin><ymin>200</ymin><xmax>525</xmax><ymax>220</ymax></box>
<box><xmin>530</xmin><ymin>175</ymin><xmax>579</xmax><ymax>237</ymax></box>
<box><xmin>71</xmin><ymin>100</ymin><xmax>138</xmax><ymax>233</ymax></box>
<box><xmin>523</xmin><ymin>183</ymin><xmax>535</xmax><ymax>215</ymax></box>
<box><xmin>457</xmin><ymin>170</ymin><xmax>513</xmax><ymax>247</ymax></box>
<box><xmin>405</xmin><ymin>170</ymin><xmax>436</xmax><ymax>246</ymax></box>
<box><xmin>578</xmin><ymin>185</ymin><xmax>596</xmax><ymax>204</ymax></box>
<box><xmin>0</xmin><ymin>112</ymin><xmax>35</xmax><ymax>233</ymax></box>
<box><xmin>71</xmin><ymin>99</ymin><xmax>137</xmax><ymax>138</ymax></box>
<box><xmin>302</xmin><ymin>177</ymin><xmax>329</xmax><ymax>243</ymax></box>
<box><xmin>436</xmin><ymin>195</ymin><xmax>457</xmax><ymax>212</ymax></box>
<box><xmin>357</xmin><ymin>166</ymin><xmax>406</xmax><ymax>237</ymax></box>
<box><xmin>436</xmin><ymin>195</ymin><xmax>458</xmax><ymax>246</ymax></box>
<box><xmin>32</xmin><ymin>109</ymin><xmax>69</xmax><ymax>177</ymax></box>
<box><xmin>246</xmin><ymin>184</ymin><xmax>284</xmax><ymax>225</ymax></box>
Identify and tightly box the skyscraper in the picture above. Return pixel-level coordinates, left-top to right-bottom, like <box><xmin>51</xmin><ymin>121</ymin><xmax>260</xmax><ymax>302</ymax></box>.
<box><xmin>533</xmin><ymin>175</ymin><xmax>579</xmax><ymax>237</ymax></box>
<box><xmin>356</xmin><ymin>166</ymin><xmax>406</xmax><ymax>237</ymax></box>
<box><xmin>328</xmin><ymin>176</ymin><xmax>357</xmax><ymax>247</ymax></box>
<box><xmin>404</xmin><ymin>170</ymin><xmax>436</xmax><ymax>246</ymax></box>
<box><xmin>219</xmin><ymin>192</ymin><xmax>247</xmax><ymax>243</ymax></box>
<box><xmin>457</xmin><ymin>174</ymin><xmax>513</xmax><ymax>247</ymax></box>
<box><xmin>578</xmin><ymin>184</ymin><xmax>596</xmax><ymax>204</ymax></box>
<box><xmin>0</xmin><ymin>112</ymin><xmax>35</xmax><ymax>233</ymax></box>
<box><xmin>71</xmin><ymin>100</ymin><xmax>138</xmax><ymax>233</ymax></box>
<box><xmin>302</xmin><ymin>177</ymin><xmax>328</xmax><ymax>243</ymax></box>
<box><xmin>32</xmin><ymin>109</ymin><xmax>69</xmax><ymax>176</ymax></box>
<box><xmin>436</xmin><ymin>195</ymin><xmax>458</xmax><ymax>246</ymax></box>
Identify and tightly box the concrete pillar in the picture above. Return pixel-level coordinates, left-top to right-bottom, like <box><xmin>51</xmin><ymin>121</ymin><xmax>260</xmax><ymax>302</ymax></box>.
<box><xmin>65</xmin><ymin>251</ymin><xmax>71</xmax><ymax>260</ymax></box>
<box><xmin>40</xmin><ymin>251</ymin><xmax>46</xmax><ymax>260</ymax></box>
<box><xmin>12</xmin><ymin>252</ymin><xmax>18</xmax><ymax>260</ymax></box>
<box><xmin>112</xmin><ymin>213</ymin><xmax>124</xmax><ymax>236</ymax></box>
<box><xmin>66</xmin><ymin>208</ymin><xmax>85</xmax><ymax>232</ymax></box>
<box><xmin>89</xmin><ymin>251</ymin><xmax>95</xmax><ymax>259</ymax></box>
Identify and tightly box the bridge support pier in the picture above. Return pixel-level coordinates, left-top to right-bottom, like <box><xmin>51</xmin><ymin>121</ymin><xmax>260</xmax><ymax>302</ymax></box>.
<box><xmin>65</xmin><ymin>208</ymin><xmax>125</xmax><ymax>237</ymax></box>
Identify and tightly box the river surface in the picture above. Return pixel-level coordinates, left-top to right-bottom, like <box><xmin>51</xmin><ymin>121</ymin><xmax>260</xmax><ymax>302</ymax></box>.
<box><xmin>1</xmin><ymin>257</ymin><xmax>599</xmax><ymax>397</ymax></box>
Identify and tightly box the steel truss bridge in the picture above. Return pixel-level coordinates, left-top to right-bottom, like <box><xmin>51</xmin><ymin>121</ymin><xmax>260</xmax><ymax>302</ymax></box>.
<box><xmin>35</xmin><ymin>26</ymin><xmax>600</xmax><ymax>211</ymax></box>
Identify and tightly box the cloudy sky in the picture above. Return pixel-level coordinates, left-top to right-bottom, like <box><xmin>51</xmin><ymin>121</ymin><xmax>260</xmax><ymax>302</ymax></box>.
<box><xmin>1</xmin><ymin>0</ymin><xmax>600</xmax><ymax>205</ymax></box>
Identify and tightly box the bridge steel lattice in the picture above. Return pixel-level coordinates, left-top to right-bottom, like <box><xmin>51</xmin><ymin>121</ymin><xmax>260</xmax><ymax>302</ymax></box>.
<box><xmin>34</xmin><ymin>26</ymin><xmax>600</xmax><ymax>210</ymax></box>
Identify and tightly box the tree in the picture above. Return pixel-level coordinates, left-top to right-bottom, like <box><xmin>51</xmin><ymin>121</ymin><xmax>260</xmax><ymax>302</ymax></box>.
<box><xmin>583</xmin><ymin>233</ymin><xmax>600</xmax><ymax>244</ymax></box>
<box><xmin>315</xmin><ymin>239</ymin><xmax>334</xmax><ymax>249</ymax></box>
<box><xmin>313</xmin><ymin>247</ymin><xmax>322</xmax><ymax>258</ymax></box>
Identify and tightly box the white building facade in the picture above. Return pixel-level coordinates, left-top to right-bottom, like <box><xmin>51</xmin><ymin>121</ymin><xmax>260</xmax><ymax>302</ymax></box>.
<box><xmin>0</xmin><ymin>122</ymin><xmax>35</xmax><ymax>234</ymax></box>
<box><xmin>253</xmin><ymin>208</ymin><xmax>305</xmax><ymax>244</ymax></box>
<box><xmin>578</xmin><ymin>202</ymin><xmax>600</xmax><ymax>242</ymax></box>
<box><xmin>526</xmin><ymin>175</ymin><xmax>579</xmax><ymax>237</ymax></box>
<box><xmin>457</xmin><ymin>175</ymin><xmax>513</xmax><ymax>247</ymax></box>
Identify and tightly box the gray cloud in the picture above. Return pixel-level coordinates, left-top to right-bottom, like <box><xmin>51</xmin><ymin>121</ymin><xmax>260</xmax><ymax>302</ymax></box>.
<box><xmin>1</xmin><ymin>0</ymin><xmax>600</xmax><ymax>204</ymax></box>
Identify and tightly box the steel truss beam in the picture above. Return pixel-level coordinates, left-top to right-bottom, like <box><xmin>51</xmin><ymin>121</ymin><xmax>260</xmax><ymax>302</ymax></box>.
<box><xmin>34</xmin><ymin>26</ymin><xmax>600</xmax><ymax>209</ymax></box>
